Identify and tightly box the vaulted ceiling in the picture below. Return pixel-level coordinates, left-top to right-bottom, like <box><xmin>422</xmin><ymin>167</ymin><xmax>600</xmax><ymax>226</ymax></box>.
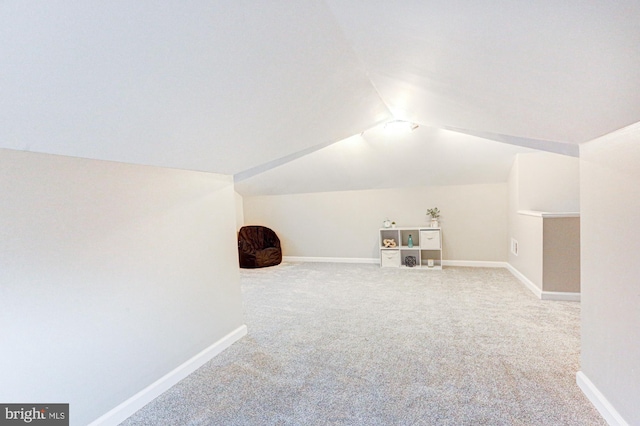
<box><xmin>2</xmin><ymin>1</ymin><xmax>639</xmax><ymax>195</ymax></box>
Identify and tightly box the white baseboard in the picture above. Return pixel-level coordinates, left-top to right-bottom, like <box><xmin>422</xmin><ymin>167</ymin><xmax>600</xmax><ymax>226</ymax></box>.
<box><xmin>284</xmin><ymin>257</ymin><xmax>509</xmax><ymax>267</ymax></box>
<box><xmin>577</xmin><ymin>371</ymin><xmax>629</xmax><ymax>426</ymax></box>
<box><xmin>283</xmin><ymin>256</ymin><xmax>378</xmax><ymax>264</ymax></box>
<box><xmin>88</xmin><ymin>325</ymin><xmax>248</xmax><ymax>426</ymax></box>
<box><xmin>505</xmin><ymin>264</ymin><xmax>543</xmax><ymax>298</ymax></box>
<box><xmin>442</xmin><ymin>260</ymin><xmax>508</xmax><ymax>268</ymax></box>
<box><xmin>505</xmin><ymin>264</ymin><xmax>581</xmax><ymax>301</ymax></box>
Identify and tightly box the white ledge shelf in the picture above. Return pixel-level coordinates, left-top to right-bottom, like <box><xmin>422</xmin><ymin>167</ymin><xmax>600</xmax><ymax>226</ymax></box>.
<box><xmin>517</xmin><ymin>210</ymin><xmax>580</xmax><ymax>218</ymax></box>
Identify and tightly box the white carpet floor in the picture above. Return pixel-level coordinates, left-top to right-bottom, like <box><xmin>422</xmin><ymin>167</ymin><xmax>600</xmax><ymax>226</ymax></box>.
<box><xmin>122</xmin><ymin>262</ymin><xmax>605</xmax><ymax>425</ymax></box>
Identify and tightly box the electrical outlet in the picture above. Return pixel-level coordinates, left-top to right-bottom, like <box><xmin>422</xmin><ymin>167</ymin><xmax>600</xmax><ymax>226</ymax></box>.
<box><xmin>511</xmin><ymin>238</ymin><xmax>518</xmax><ymax>256</ymax></box>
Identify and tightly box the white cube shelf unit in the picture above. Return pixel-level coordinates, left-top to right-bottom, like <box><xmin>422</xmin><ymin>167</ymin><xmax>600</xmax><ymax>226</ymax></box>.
<box><xmin>379</xmin><ymin>227</ymin><xmax>442</xmax><ymax>270</ymax></box>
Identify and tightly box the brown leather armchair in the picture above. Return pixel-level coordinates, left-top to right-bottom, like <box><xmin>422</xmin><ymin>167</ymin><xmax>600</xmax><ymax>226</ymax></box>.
<box><xmin>238</xmin><ymin>226</ymin><xmax>282</xmax><ymax>268</ymax></box>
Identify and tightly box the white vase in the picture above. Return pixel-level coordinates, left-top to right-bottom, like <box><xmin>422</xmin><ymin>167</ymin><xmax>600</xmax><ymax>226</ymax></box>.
<box><xmin>430</xmin><ymin>218</ymin><xmax>439</xmax><ymax>228</ymax></box>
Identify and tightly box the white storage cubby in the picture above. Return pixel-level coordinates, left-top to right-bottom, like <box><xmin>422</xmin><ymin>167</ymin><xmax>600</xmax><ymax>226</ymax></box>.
<box><xmin>379</xmin><ymin>227</ymin><xmax>442</xmax><ymax>269</ymax></box>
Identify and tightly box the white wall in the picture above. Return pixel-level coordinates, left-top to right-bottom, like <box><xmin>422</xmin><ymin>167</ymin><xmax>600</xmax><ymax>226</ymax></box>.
<box><xmin>243</xmin><ymin>184</ymin><xmax>508</xmax><ymax>262</ymax></box>
<box><xmin>580</xmin><ymin>123</ymin><xmax>640</xmax><ymax>425</ymax></box>
<box><xmin>235</xmin><ymin>191</ymin><xmax>245</xmax><ymax>231</ymax></box>
<box><xmin>517</xmin><ymin>151</ymin><xmax>580</xmax><ymax>212</ymax></box>
<box><xmin>0</xmin><ymin>149</ymin><xmax>245</xmax><ymax>425</ymax></box>
<box><xmin>508</xmin><ymin>152</ymin><xmax>580</xmax><ymax>291</ymax></box>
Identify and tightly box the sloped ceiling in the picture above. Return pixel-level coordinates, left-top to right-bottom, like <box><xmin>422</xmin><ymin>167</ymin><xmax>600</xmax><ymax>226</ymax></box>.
<box><xmin>0</xmin><ymin>1</ymin><xmax>390</xmax><ymax>174</ymax></box>
<box><xmin>325</xmin><ymin>0</ymin><xmax>640</xmax><ymax>144</ymax></box>
<box><xmin>235</xmin><ymin>124</ymin><xmax>538</xmax><ymax>196</ymax></box>
<box><xmin>2</xmin><ymin>1</ymin><xmax>639</xmax><ymax>194</ymax></box>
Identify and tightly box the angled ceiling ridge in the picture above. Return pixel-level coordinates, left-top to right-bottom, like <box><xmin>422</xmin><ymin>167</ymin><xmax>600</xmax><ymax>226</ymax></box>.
<box><xmin>233</xmin><ymin>121</ymin><xmax>389</xmax><ymax>183</ymax></box>
<box><xmin>438</xmin><ymin>125</ymin><xmax>579</xmax><ymax>157</ymax></box>
<box><xmin>234</xmin><ymin>140</ymin><xmax>336</xmax><ymax>183</ymax></box>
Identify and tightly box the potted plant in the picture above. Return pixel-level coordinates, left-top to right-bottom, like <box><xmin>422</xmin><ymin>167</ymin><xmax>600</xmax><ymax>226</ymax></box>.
<box><xmin>391</xmin><ymin>221</ymin><xmax>396</xmax><ymax>228</ymax></box>
<box><xmin>426</xmin><ymin>207</ymin><xmax>440</xmax><ymax>227</ymax></box>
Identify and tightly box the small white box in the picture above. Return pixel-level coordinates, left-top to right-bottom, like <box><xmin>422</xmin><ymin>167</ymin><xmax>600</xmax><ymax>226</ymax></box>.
<box><xmin>380</xmin><ymin>250</ymin><xmax>400</xmax><ymax>267</ymax></box>
<box><xmin>420</xmin><ymin>230</ymin><xmax>441</xmax><ymax>250</ymax></box>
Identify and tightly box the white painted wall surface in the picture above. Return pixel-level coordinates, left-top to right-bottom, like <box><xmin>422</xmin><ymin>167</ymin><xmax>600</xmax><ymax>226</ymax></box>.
<box><xmin>507</xmin><ymin>152</ymin><xmax>581</xmax><ymax>292</ymax></box>
<box><xmin>580</xmin><ymin>123</ymin><xmax>640</xmax><ymax>425</ymax></box>
<box><xmin>509</xmin><ymin>213</ymin><xmax>544</xmax><ymax>290</ymax></box>
<box><xmin>0</xmin><ymin>149</ymin><xmax>244</xmax><ymax>425</ymax></box>
<box><xmin>517</xmin><ymin>151</ymin><xmax>580</xmax><ymax>212</ymax></box>
<box><xmin>235</xmin><ymin>191</ymin><xmax>245</xmax><ymax>231</ymax></box>
<box><xmin>243</xmin><ymin>184</ymin><xmax>508</xmax><ymax>261</ymax></box>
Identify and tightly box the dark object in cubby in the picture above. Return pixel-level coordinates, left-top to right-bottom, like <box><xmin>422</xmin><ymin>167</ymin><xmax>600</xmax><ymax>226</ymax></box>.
<box><xmin>405</xmin><ymin>256</ymin><xmax>417</xmax><ymax>267</ymax></box>
<box><xmin>238</xmin><ymin>226</ymin><xmax>282</xmax><ymax>268</ymax></box>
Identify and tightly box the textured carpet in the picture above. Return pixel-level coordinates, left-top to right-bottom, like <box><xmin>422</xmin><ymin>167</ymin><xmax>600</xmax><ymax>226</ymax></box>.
<box><xmin>121</xmin><ymin>263</ymin><xmax>605</xmax><ymax>425</ymax></box>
